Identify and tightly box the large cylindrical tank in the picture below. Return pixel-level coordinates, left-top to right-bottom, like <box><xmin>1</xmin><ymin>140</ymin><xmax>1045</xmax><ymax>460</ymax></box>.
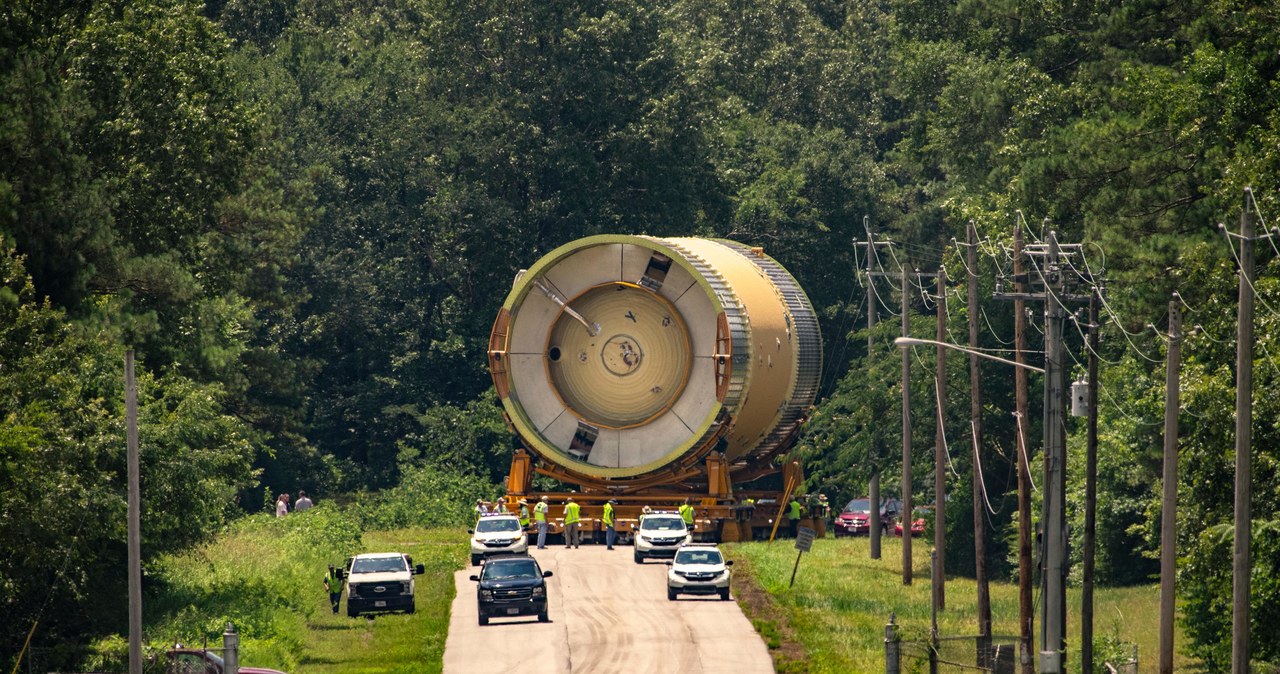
<box><xmin>488</xmin><ymin>235</ymin><xmax>821</xmax><ymax>488</ymax></box>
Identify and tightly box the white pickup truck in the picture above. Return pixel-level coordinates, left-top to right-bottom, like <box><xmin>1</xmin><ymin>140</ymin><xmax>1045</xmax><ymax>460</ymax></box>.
<box><xmin>340</xmin><ymin>552</ymin><xmax>425</xmax><ymax>618</ymax></box>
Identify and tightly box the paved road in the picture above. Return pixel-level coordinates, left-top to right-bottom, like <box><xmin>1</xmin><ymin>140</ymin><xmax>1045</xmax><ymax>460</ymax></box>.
<box><xmin>443</xmin><ymin>545</ymin><xmax>775</xmax><ymax>674</ymax></box>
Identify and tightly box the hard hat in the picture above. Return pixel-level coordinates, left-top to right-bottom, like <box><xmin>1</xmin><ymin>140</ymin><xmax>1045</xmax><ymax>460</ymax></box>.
<box><xmin>541</xmin><ymin>495</ymin><xmax>549</xmax><ymax>501</ymax></box>
<box><xmin>519</xmin><ymin>499</ymin><xmax>529</xmax><ymax>505</ymax></box>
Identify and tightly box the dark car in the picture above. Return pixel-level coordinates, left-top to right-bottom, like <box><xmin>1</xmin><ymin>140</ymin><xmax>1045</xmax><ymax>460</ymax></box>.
<box><xmin>832</xmin><ymin>497</ymin><xmax>900</xmax><ymax>537</ymax></box>
<box><xmin>470</xmin><ymin>555</ymin><xmax>553</xmax><ymax>625</ymax></box>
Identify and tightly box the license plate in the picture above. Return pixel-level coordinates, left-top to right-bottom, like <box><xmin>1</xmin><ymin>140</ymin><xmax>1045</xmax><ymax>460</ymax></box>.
<box><xmin>507</xmin><ymin>608</ymin><xmax>520</xmax><ymax>615</ymax></box>
<box><xmin>374</xmin><ymin>600</ymin><xmax>386</xmax><ymax>607</ymax></box>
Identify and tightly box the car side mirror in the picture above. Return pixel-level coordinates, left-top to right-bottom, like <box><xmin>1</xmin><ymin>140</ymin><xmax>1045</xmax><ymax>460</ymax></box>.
<box><xmin>665</xmin><ymin>561</ymin><xmax>673</xmax><ymax>566</ymax></box>
<box><xmin>414</xmin><ymin>564</ymin><xmax>425</xmax><ymax>575</ymax></box>
<box><xmin>543</xmin><ymin>570</ymin><xmax>553</xmax><ymax>578</ymax></box>
<box><xmin>467</xmin><ymin>529</ymin><xmax>474</xmax><ymax>534</ymax></box>
<box><xmin>725</xmin><ymin>560</ymin><xmax>734</xmax><ymax>566</ymax></box>
<box><xmin>334</xmin><ymin>569</ymin><xmax>345</xmax><ymax>580</ymax></box>
<box><xmin>469</xmin><ymin>575</ymin><xmax>480</xmax><ymax>582</ymax></box>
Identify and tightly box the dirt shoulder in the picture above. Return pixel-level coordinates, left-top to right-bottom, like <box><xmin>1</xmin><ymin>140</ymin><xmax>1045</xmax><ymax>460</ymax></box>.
<box><xmin>731</xmin><ymin>554</ymin><xmax>809</xmax><ymax>674</ymax></box>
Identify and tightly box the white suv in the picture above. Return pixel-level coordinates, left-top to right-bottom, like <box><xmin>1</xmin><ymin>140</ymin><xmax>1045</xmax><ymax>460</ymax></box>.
<box><xmin>633</xmin><ymin>513</ymin><xmax>691</xmax><ymax>564</ymax></box>
<box><xmin>343</xmin><ymin>552</ymin><xmax>424</xmax><ymax>617</ymax></box>
<box><xmin>470</xmin><ymin>513</ymin><xmax>529</xmax><ymax>565</ymax></box>
<box><xmin>666</xmin><ymin>545</ymin><xmax>732</xmax><ymax>600</ymax></box>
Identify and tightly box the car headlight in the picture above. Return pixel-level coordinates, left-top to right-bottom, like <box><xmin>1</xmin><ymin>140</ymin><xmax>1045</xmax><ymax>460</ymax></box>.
<box><xmin>532</xmin><ymin>586</ymin><xmax>546</xmax><ymax>597</ymax></box>
<box><xmin>480</xmin><ymin>590</ymin><xmax>493</xmax><ymax>601</ymax></box>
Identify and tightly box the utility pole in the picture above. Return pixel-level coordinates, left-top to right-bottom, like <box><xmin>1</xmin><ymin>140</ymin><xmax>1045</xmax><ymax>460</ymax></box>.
<box><xmin>995</xmin><ymin>225</ymin><xmax>1093</xmax><ymax>674</ymax></box>
<box><xmin>901</xmin><ymin>262</ymin><xmax>913</xmax><ymax>586</ymax></box>
<box><xmin>898</xmin><ymin>263</ymin><xmax>941</xmax><ymax>587</ymax></box>
<box><xmin>968</xmin><ymin>222</ymin><xmax>992</xmax><ymax>665</ymax></box>
<box><xmin>934</xmin><ymin>272</ymin><xmax>947</xmax><ymax>610</ymax></box>
<box><xmin>1159</xmin><ymin>296</ymin><xmax>1183</xmax><ymax>674</ymax></box>
<box><xmin>1041</xmin><ymin>232</ymin><xmax>1068</xmax><ymax>673</ymax></box>
<box><xmin>1231</xmin><ymin>188</ymin><xmax>1257</xmax><ymax>674</ymax></box>
<box><xmin>1013</xmin><ymin>226</ymin><xmax>1033</xmax><ymax>674</ymax></box>
<box><xmin>857</xmin><ymin>218</ymin><xmax>895</xmax><ymax>560</ymax></box>
<box><xmin>1082</xmin><ymin>288</ymin><xmax>1100</xmax><ymax>674</ymax></box>
<box><xmin>126</xmin><ymin>351</ymin><xmax>142</xmax><ymax>674</ymax></box>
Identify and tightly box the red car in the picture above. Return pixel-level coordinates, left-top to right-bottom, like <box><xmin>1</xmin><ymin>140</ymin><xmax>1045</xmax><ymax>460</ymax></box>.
<box><xmin>832</xmin><ymin>498</ymin><xmax>900</xmax><ymax>537</ymax></box>
<box><xmin>894</xmin><ymin>507</ymin><xmax>930</xmax><ymax>537</ymax></box>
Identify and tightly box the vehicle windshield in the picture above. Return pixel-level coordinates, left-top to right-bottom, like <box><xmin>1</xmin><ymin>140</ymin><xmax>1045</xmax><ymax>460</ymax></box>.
<box><xmin>842</xmin><ymin>499</ymin><xmax>870</xmax><ymax>513</ymax></box>
<box><xmin>476</xmin><ymin>518</ymin><xmax>521</xmax><ymax>533</ymax></box>
<box><xmin>641</xmin><ymin>517</ymin><xmax>685</xmax><ymax>531</ymax></box>
<box><xmin>674</xmin><ymin>549</ymin><xmax>723</xmax><ymax>565</ymax></box>
<box><xmin>351</xmin><ymin>556</ymin><xmax>407</xmax><ymax>574</ymax></box>
<box><xmin>482</xmin><ymin>559</ymin><xmax>540</xmax><ymax>580</ymax></box>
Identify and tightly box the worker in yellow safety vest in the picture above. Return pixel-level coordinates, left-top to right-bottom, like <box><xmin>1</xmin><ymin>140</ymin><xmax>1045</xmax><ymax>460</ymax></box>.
<box><xmin>564</xmin><ymin>497</ymin><xmax>582</xmax><ymax>549</ymax></box>
<box><xmin>323</xmin><ymin>563</ymin><xmax>344</xmax><ymax>614</ymax></box>
<box><xmin>534</xmin><ymin>496</ymin><xmax>549</xmax><ymax>549</ymax></box>
<box><xmin>787</xmin><ymin>497</ymin><xmax>803</xmax><ymax>538</ymax></box>
<box><xmin>679</xmin><ymin>499</ymin><xmax>695</xmax><ymax>530</ymax></box>
<box><xmin>602</xmin><ymin>499</ymin><xmax>617</xmax><ymax>550</ymax></box>
<box><xmin>518</xmin><ymin>499</ymin><xmax>531</xmax><ymax>528</ymax></box>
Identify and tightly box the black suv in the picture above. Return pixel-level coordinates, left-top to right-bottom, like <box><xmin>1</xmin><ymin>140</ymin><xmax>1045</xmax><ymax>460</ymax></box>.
<box><xmin>470</xmin><ymin>555</ymin><xmax>553</xmax><ymax>625</ymax></box>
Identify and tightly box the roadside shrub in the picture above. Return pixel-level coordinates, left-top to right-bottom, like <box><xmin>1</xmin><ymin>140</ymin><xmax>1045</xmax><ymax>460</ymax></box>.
<box><xmin>359</xmin><ymin>464</ymin><xmax>496</xmax><ymax>529</ymax></box>
<box><xmin>1181</xmin><ymin>520</ymin><xmax>1280</xmax><ymax>671</ymax></box>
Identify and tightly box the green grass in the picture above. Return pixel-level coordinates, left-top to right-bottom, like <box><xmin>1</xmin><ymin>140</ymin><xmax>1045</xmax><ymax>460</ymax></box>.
<box><xmin>726</xmin><ymin>535</ymin><xmax>1192</xmax><ymax>674</ymax></box>
<box><xmin>135</xmin><ymin>508</ymin><xmax>467</xmax><ymax>673</ymax></box>
<box><xmin>296</xmin><ymin>528</ymin><xmax>467</xmax><ymax>674</ymax></box>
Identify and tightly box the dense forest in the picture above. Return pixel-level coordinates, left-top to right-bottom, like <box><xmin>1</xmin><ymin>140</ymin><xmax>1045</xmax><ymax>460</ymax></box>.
<box><xmin>2</xmin><ymin>0</ymin><xmax>1278</xmax><ymax>669</ymax></box>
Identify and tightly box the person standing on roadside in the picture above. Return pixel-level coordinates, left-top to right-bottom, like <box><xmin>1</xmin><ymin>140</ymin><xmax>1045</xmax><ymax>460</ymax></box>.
<box><xmin>787</xmin><ymin>496</ymin><xmax>802</xmax><ymax>538</ymax></box>
<box><xmin>276</xmin><ymin>492</ymin><xmax>290</xmax><ymax>517</ymax></box>
<box><xmin>679</xmin><ymin>498</ymin><xmax>695</xmax><ymax>529</ymax></box>
<box><xmin>518</xmin><ymin>499</ymin><xmax>531</xmax><ymax>529</ymax></box>
<box><xmin>534</xmin><ymin>496</ymin><xmax>550</xmax><ymax>549</ymax></box>
<box><xmin>295</xmin><ymin>490</ymin><xmax>313</xmax><ymax>512</ymax></box>
<box><xmin>323</xmin><ymin>563</ymin><xmax>344</xmax><ymax>614</ymax></box>
<box><xmin>564</xmin><ymin>497</ymin><xmax>581</xmax><ymax>549</ymax></box>
<box><xmin>602</xmin><ymin>499</ymin><xmax>617</xmax><ymax>550</ymax></box>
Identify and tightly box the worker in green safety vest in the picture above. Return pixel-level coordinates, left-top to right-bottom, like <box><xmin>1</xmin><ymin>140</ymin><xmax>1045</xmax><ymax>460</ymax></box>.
<box><xmin>679</xmin><ymin>499</ymin><xmax>695</xmax><ymax>530</ymax></box>
<box><xmin>518</xmin><ymin>498</ymin><xmax>531</xmax><ymax>528</ymax></box>
<box><xmin>602</xmin><ymin>499</ymin><xmax>617</xmax><ymax>550</ymax></box>
<box><xmin>564</xmin><ymin>497</ymin><xmax>582</xmax><ymax>549</ymax></box>
<box><xmin>534</xmin><ymin>495</ymin><xmax>549</xmax><ymax>549</ymax></box>
<box><xmin>787</xmin><ymin>496</ymin><xmax>802</xmax><ymax>538</ymax></box>
<box><xmin>323</xmin><ymin>563</ymin><xmax>344</xmax><ymax>614</ymax></box>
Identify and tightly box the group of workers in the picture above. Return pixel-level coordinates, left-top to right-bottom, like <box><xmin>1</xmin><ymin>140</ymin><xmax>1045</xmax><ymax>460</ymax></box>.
<box><xmin>783</xmin><ymin>493</ymin><xmax>829</xmax><ymax>537</ymax></box>
<box><xmin>473</xmin><ymin>495</ymin><xmax>702</xmax><ymax>550</ymax></box>
<box><xmin>473</xmin><ymin>492</ymin><xmax>830</xmax><ymax>544</ymax></box>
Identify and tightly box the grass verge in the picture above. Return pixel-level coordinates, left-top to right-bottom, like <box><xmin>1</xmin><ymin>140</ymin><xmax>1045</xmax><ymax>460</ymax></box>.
<box><xmin>130</xmin><ymin>507</ymin><xmax>467</xmax><ymax>673</ymax></box>
<box><xmin>726</xmin><ymin>535</ymin><xmax>1191</xmax><ymax>674</ymax></box>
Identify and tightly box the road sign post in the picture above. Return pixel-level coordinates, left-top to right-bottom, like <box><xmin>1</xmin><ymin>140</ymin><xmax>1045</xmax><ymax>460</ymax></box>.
<box><xmin>790</xmin><ymin>526</ymin><xmax>815</xmax><ymax>587</ymax></box>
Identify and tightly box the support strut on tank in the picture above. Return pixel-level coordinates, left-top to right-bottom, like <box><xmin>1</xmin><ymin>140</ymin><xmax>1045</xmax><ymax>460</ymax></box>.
<box><xmin>532</xmin><ymin>277</ymin><xmax>600</xmax><ymax>336</ymax></box>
